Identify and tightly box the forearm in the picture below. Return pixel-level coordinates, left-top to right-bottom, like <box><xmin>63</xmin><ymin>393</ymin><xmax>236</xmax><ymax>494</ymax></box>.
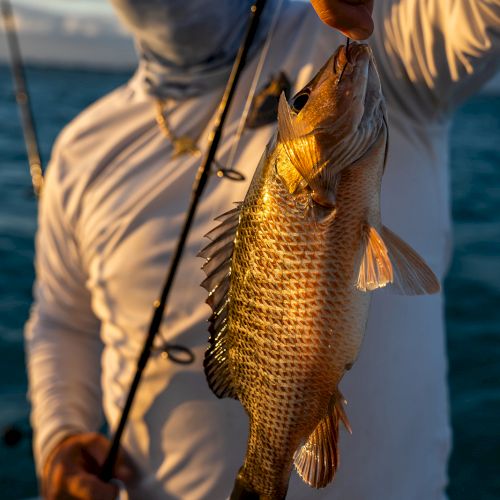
<box><xmin>26</xmin><ymin>307</ymin><xmax>104</xmax><ymax>474</ymax></box>
<box><xmin>24</xmin><ymin>136</ymin><xmax>108</xmax><ymax>474</ymax></box>
<box><xmin>373</xmin><ymin>0</ymin><xmax>500</xmax><ymax>121</ymax></box>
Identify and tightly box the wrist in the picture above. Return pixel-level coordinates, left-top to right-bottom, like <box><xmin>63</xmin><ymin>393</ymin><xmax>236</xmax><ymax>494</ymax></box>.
<box><xmin>43</xmin><ymin>433</ymin><xmax>79</xmax><ymax>475</ymax></box>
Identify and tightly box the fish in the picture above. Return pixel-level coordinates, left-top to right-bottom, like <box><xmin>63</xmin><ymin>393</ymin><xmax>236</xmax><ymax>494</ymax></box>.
<box><xmin>199</xmin><ymin>41</ymin><xmax>440</xmax><ymax>499</ymax></box>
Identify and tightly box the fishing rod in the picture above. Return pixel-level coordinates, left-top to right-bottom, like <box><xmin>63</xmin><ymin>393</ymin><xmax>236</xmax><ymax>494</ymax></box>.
<box><xmin>1</xmin><ymin>0</ymin><xmax>43</xmax><ymax>197</ymax></box>
<box><xmin>99</xmin><ymin>0</ymin><xmax>268</xmax><ymax>482</ymax></box>
<box><xmin>0</xmin><ymin>0</ymin><xmax>43</xmax><ymax>451</ymax></box>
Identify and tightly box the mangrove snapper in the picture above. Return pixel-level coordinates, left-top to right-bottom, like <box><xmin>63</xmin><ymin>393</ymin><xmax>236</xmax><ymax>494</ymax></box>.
<box><xmin>200</xmin><ymin>42</ymin><xmax>439</xmax><ymax>499</ymax></box>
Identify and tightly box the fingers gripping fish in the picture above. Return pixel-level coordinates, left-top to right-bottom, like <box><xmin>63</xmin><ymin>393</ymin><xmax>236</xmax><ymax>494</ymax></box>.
<box><xmin>200</xmin><ymin>42</ymin><xmax>439</xmax><ymax>499</ymax></box>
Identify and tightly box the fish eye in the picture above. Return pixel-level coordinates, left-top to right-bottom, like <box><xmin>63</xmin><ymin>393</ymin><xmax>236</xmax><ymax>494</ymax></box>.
<box><xmin>291</xmin><ymin>91</ymin><xmax>310</xmax><ymax>113</ymax></box>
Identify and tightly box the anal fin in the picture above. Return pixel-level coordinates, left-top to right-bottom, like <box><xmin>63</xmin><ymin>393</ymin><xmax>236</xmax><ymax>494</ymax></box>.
<box><xmin>333</xmin><ymin>389</ymin><xmax>352</xmax><ymax>435</ymax></box>
<box><xmin>293</xmin><ymin>396</ymin><xmax>350</xmax><ymax>488</ymax></box>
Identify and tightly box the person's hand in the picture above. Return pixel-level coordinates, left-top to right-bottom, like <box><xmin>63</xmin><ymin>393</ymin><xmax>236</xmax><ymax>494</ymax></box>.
<box><xmin>42</xmin><ymin>432</ymin><xmax>135</xmax><ymax>500</ymax></box>
<box><xmin>310</xmin><ymin>0</ymin><xmax>374</xmax><ymax>40</ymax></box>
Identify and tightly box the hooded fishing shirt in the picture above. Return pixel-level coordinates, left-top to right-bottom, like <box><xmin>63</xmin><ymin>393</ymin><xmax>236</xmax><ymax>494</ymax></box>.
<box><xmin>25</xmin><ymin>1</ymin><xmax>500</xmax><ymax>499</ymax></box>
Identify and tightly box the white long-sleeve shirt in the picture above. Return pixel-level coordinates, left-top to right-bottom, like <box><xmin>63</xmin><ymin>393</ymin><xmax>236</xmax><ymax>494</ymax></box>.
<box><xmin>25</xmin><ymin>1</ymin><xmax>500</xmax><ymax>499</ymax></box>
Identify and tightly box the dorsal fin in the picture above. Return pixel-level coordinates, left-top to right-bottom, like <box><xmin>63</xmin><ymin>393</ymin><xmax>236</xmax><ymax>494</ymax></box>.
<box><xmin>199</xmin><ymin>204</ymin><xmax>241</xmax><ymax>400</ymax></box>
<box><xmin>293</xmin><ymin>395</ymin><xmax>349</xmax><ymax>488</ymax></box>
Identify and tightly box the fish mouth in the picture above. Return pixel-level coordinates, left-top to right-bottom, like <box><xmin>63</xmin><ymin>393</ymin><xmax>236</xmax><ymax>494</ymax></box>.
<box><xmin>335</xmin><ymin>42</ymin><xmax>371</xmax><ymax>108</ymax></box>
<box><xmin>332</xmin><ymin>41</ymin><xmax>371</xmax><ymax>79</ymax></box>
<box><xmin>290</xmin><ymin>41</ymin><xmax>373</xmax><ymax>115</ymax></box>
<box><xmin>333</xmin><ymin>42</ymin><xmax>378</xmax><ymax>125</ymax></box>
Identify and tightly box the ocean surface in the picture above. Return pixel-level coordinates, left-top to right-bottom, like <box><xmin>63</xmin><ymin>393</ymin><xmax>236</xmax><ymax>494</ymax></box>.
<box><xmin>0</xmin><ymin>64</ymin><xmax>498</xmax><ymax>499</ymax></box>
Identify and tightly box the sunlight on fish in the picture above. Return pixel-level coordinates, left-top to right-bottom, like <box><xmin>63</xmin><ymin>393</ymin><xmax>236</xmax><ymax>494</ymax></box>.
<box><xmin>200</xmin><ymin>42</ymin><xmax>440</xmax><ymax>499</ymax></box>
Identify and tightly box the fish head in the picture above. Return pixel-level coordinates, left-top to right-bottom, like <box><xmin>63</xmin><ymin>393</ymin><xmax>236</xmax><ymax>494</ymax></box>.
<box><xmin>277</xmin><ymin>42</ymin><xmax>387</xmax><ymax>205</ymax></box>
<box><xmin>302</xmin><ymin>43</ymin><xmax>384</xmax><ymax>130</ymax></box>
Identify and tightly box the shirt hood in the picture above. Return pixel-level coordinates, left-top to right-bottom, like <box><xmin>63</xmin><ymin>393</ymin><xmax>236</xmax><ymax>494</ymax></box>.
<box><xmin>109</xmin><ymin>0</ymin><xmax>280</xmax><ymax>99</ymax></box>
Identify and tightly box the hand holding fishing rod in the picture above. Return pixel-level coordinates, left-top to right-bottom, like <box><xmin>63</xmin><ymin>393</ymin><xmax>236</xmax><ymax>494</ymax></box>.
<box><xmin>42</xmin><ymin>433</ymin><xmax>134</xmax><ymax>500</ymax></box>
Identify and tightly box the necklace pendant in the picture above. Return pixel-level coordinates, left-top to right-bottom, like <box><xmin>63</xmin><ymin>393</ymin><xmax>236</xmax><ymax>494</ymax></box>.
<box><xmin>155</xmin><ymin>100</ymin><xmax>201</xmax><ymax>159</ymax></box>
<box><xmin>172</xmin><ymin>136</ymin><xmax>200</xmax><ymax>158</ymax></box>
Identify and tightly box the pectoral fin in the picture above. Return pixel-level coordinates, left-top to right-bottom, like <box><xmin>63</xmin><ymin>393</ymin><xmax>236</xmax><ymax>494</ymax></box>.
<box><xmin>278</xmin><ymin>93</ymin><xmax>336</xmax><ymax>205</ymax></box>
<box><xmin>277</xmin><ymin>92</ymin><xmax>319</xmax><ymax>187</ymax></box>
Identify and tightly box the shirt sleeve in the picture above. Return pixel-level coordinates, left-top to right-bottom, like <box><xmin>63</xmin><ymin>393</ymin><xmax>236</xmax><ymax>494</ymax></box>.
<box><xmin>373</xmin><ymin>0</ymin><xmax>500</xmax><ymax>122</ymax></box>
<box><xmin>24</xmin><ymin>136</ymin><xmax>104</xmax><ymax>475</ymax></box>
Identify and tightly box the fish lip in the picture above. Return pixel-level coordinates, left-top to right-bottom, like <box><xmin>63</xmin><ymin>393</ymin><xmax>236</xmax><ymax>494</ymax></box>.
<box><xmin>332</xmin><ymin>42</ymin><xmax>371</xmax><ymax>76</ymax></box>
<box><xmin>348</xmin><ymin>44</ymin><xmax>373</xmax><ymax>122</ymax></box>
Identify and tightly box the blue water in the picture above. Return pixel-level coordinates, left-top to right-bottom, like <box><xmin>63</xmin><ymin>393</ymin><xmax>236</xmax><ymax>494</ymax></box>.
<box><xmin>0</xmin><ymin>64</ymin><xmax>499</xmax><ymax>499</ymax></box>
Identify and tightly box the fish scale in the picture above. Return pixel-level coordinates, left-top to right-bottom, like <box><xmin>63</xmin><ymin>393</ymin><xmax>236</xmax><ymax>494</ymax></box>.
<box><xmin>200</xmin><ymin>42</ymin><xmax>439</xmax><ymax>499</ymax></box>
<box><xmin>226</xmin><ymin>150</ymin><xmax>369</xmax><ymax>497</ymax></box>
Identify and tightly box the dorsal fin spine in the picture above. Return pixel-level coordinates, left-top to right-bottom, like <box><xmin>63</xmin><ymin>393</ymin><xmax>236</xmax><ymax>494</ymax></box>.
<box><xmin>199</xmin><ymin>204</ymin><xmax>242</xmax><ymax>400</ymax></box>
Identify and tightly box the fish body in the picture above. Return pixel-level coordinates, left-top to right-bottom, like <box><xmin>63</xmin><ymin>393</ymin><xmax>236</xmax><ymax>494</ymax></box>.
<box><xmin>200</xmin><ymin>43</ymin><xmax>439</xmax><ymax>499</ymax></box>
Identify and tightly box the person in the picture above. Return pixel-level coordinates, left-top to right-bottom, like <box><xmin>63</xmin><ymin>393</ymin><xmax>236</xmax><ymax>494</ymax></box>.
<box><xmin>24</xmin><ymin>0</ymin><xmax>500</xmax><ymax>499</ymax></box>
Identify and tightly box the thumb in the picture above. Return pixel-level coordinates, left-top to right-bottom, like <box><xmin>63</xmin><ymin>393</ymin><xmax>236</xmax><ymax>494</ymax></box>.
<box><xmin>311</xmin><ymin>0</ymin><xmax>374</xmax><ymax>40</ymax></box>
<box><xmin>114</xmin><ymin>450</ymin><xmax>136</xmax><ymax>483</ymax></box>
<box><xmin>84</xmin><ymin>433</ymin><xmax>136</xmax><ymax>483</ymax></box>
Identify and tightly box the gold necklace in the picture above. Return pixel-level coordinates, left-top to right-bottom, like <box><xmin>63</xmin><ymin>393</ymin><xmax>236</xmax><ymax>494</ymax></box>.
<box><xmin>154</xmin><ymin>98</ymin><xmax>245</xmax><ymax>181</ymax></box>
<box><xmin>154</xmin><ymin>99</ymin><xmax>201</xmax><ymax>159</ymax></box>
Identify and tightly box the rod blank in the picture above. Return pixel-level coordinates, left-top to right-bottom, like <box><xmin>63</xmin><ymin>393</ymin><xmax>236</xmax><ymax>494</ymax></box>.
<box><xmin>1</xmin><ymin>0</ymin><xmax>43</xmax><ymax>197</ymax></box>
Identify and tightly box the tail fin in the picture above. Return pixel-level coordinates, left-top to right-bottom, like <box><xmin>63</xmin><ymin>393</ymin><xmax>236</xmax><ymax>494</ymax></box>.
<box><xmin>230</xmin><ymin>468</ymin><xmax>286</xmax><ymax>500</ymax></box>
